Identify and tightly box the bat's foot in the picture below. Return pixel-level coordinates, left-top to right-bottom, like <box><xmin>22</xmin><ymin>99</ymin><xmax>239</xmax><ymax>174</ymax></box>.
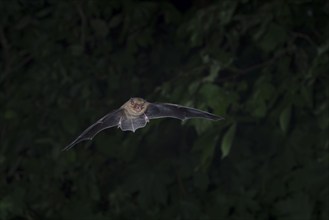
<box><xmin>117</xmin><ymin>117</ymin><xmax>122</xmax><ymax>129</ymax></box>
<box><xmin>144</xmin><ymin>114</ymin><xmax>150</xmax><ymax>123</ymax></box>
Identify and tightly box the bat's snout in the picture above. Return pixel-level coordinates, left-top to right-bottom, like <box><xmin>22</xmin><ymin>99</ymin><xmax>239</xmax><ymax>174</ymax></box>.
<box><xmin>133</xmin><ymin>104</ymin><xmax>144</xmax><ymax>112</ymax></box>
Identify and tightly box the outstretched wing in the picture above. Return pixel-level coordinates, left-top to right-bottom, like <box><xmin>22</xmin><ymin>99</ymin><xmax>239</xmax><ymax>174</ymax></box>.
<box><xmin>145</xmin><ymin>103</ymin><xmax>224</xmax><ymax>121</ymax></box>
<box><xmin>63</xmin><ymin>108</ymin><xmax>124</xmax><ymax>150</ymax></box>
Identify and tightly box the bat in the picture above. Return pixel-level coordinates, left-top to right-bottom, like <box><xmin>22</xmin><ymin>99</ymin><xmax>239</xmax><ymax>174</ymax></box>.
<box><xmin>63</xmin><ymin>97</ymin><xmax>224</xmax><ymax>150</ymax></box>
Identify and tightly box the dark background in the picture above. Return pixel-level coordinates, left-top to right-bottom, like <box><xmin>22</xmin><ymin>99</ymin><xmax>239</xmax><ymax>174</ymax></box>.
<box><xmin>0</xmin><ymin>0</ymin><xmax>328</xmax><ymax>219</ymax></box>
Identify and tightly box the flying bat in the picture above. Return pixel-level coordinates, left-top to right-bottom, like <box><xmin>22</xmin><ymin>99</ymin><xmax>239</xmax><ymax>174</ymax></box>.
<box><xmin>63</xmin><ymin>97</ymin><xmax>224</xmax><ymax>150</ymax></box>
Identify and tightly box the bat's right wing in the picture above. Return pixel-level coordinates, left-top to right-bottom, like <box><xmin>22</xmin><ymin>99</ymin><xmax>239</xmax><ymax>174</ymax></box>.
<box><xmin>63</xmin><ymin>108</ymin><xmax>124</xmax><ymax>150</ymax></box>
<box><xmin>145</xmin><ymin>103</ymin><xmax>224</xmax><ymax>121</ymax></box>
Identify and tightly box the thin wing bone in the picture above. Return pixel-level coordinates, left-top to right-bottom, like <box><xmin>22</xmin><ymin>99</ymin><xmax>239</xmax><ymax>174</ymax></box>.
<box><xmin>145</xmin><ymin>103</ymin><xmax>224</xmax><ymax>121</ymax></box>
<box><xmin>63</xmin><ymin>109</ymin><xmax>123</xmax><ymax>150</ymax></box>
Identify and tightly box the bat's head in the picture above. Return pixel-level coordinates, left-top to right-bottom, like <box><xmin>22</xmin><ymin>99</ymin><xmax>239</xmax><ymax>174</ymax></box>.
<box><xmin>127</xmin><ymin>97</ymin><xmax>148</xmax><ymax>115</ymax></box>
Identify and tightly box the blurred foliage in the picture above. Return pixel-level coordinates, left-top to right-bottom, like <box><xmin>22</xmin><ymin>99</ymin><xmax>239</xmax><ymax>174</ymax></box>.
<box><xmin>0</xmin><ymin>0</ymin><xmax>328</xmax><ymax>219</ymax></box>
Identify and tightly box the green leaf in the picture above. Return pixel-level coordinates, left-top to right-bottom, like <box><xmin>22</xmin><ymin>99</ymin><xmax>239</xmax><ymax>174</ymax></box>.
<box><xmin>221</xmin><ymin>123</ymin><xmax>237</xmax><ymax>158</ymax></box>
<box><xmin>280</xmin><ymin>106</ymin><xmax>292</xmax><ymax>133</ymax></box>
<box><xmin>194</xmin><ymin>133</ymin><xmax>219</xmax><ymax>171</ymax></box>
<box><xmin>208</xmin><ymin>61</ymin><xmax>221</xmax><ymax>81</ymax></box>
<box><xmin>109</xmin><ymin>14</ymin><xmax>122</xmax><ymax>28</ymax></box>
<box><xmin>250</xmin><ymin>100</ymin><xmax>267</xmax><ymax>118</ymax></box>
<box><xmin>274</xmin><ymin>193</ymin><xmax>312</xmax><ymax>220</ymax></box>
<box><xmin>193</xmin><ymin>171</ymin><xmax>209</xmax><ymax>191</ymax></box>
<box><xmin>0</xmin><ymin>197</ymin><xmax>13</xmax><ymax>219</ymax></box>
<box><xmin>259</xmin><ymin>23</ymin><xmax>287</xmax><ymax>52</ymax></box>
<box><xmin>317</xmin><ymin>40</ymin><xmax>329</xmax><ymax>55</ymax></box>
<box><xmin>199</xmin><ymin>144</ymin><xmax>216</xmax><ymax>169</ymax></box>
<box><xmin>200</xmin><ymin>83</ymin><xmax>228</xmax><ymax>113</ymax></box>
<box><xmin>69</xmin><ymin>44</ymin><xmax>84</xmax><ymax>56</ymax></box>
<box><xmin>90</xmin><ymin>19</ymin><xmax>109</xmax><ymax>37</ymax></box>
<box><xmin>300</xmin><ymin>86</ymin><xmax>313</xmax><ymax>108</ymax></box>
<box><xmin>4</xmin><ymin>110</ymin><xmax>17</xmax><ymax>119</ymax></box>
<box><xmin>317</xmin><ymin>112</ymin><xmax>328</xmax><ymax>130</ymax></box>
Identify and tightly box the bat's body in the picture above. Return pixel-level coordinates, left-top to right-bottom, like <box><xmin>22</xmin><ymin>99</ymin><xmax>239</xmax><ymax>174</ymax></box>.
<box><xmin>64</xmin><ymin>97</ymin><xmax>224</xmax><ymax>150</ymax></box>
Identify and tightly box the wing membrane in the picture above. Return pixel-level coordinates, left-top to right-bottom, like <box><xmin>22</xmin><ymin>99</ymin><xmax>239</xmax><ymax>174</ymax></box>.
<box><xmin>63</xmin><ymin>109</ymin><xmax>123</xmax><ymax>150</ymax></box>
<box><xmin>145</xmin><ymin>103</ymin><xmax>223</xmax><ymax>121</ymax></box>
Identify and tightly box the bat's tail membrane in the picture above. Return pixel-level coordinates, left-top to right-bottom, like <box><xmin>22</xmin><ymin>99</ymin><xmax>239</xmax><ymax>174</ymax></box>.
<box><xmin>119</xmin><ymin>115</ymin><xmax>148</xmax><ymax>132</ymax></box>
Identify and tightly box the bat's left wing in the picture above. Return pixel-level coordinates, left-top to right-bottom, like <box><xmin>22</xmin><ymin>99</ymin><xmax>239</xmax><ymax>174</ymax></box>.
<box><xmin>145</xmin><ymin>103</ymin><xmax>224</xmax><ymax>121</ymax></box>
<box><xmin>63</xmin><ymin>108</ymin><xmax>124</xmax><ymax>150</ymax></box>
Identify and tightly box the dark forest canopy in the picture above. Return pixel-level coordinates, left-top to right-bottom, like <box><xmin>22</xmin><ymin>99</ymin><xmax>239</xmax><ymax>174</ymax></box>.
<box><xmin>0</xmin><ymin>0</ymin><xmax>328</xmax><ymax>219</ymax></box>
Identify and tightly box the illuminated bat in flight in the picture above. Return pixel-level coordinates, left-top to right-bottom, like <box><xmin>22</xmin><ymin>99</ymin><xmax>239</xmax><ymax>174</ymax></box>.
<box><xmin>64</xmin><ymin>97</ymin><xmax>224</xmax><ymax>150</ymax></box>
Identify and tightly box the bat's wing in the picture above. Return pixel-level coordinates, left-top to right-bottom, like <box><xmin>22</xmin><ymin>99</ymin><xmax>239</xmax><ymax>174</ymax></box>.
<box><xmin>145</xmin><ymin>103</ymin><xmax>224</xmax><ymax>121</ymax></box>
<box><xmin>63</xmin><ymin>108</ymin><xmax>124</xmax><ymax>150</ymax></box>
